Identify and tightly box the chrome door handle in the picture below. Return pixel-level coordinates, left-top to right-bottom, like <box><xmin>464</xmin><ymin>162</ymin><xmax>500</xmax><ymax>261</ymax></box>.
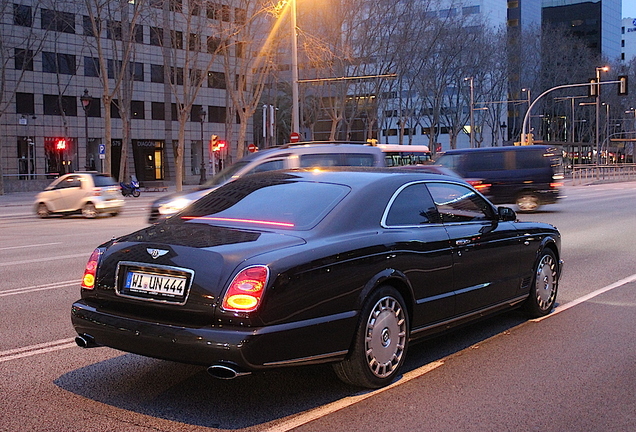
<box><xmin>456</xmin><ymin>239</ymin><xmax>471</xmax><ymax>246</ymax></box>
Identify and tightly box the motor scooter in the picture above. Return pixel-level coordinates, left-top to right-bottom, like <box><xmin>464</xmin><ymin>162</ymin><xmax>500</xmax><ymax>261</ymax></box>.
<box><xmin>121</xmin><ymin>175</ymin><xmax>141</xmax><ymax>197</ymax></box>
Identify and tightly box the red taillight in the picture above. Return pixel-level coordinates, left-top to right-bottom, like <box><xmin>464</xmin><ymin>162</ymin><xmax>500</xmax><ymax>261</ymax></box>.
<box><xmin>92</xmin><ymin>188</ymin><xmax>101</xmax><ymax>196</ymax></box>
<box><xmin>467</xmin><ymin>180</ymin><xmax>491</xmax><ymax>193</ymax></box>
<box><xmin>550</xmin><ymin>182</ymin><xmax>563</xmax><ymax>189</ymax></box>
<box><xmin>81</xmin><ymin>248</ymin><xmax>103</xmax><ymax>290</ymax></box>
<box><xmin>222</xmin><ymin>266</ymin><xmax>269</xmax><ymax>312</ymax></box>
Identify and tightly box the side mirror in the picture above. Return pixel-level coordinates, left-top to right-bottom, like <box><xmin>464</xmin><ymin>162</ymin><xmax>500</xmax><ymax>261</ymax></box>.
<box><xmin>498</xmin><ymin>206</ymin><xmax>517</xmax><ymax>222</ymax></box>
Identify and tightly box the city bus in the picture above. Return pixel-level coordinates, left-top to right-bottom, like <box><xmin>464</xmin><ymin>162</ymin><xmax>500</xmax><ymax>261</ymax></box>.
<box><xmin>376</xmin><ymin>144</ymin><xmax>432</xmax><ymax>166</ymax></box>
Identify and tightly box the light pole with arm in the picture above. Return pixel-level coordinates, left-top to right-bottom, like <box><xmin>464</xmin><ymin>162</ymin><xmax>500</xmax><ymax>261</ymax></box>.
<box><xmin>80</xmin><ymin>89</ymin><xmax>92</xmax><ymax>170</ymax></box>
<box><xmin>595</xmin><ymin>66</ymin><xmax>609</xmax><ymax>164</ymax></box>
<box><xmin>199</xmin><ymin>108</ymin><xmax>207</xmax><ymax>184</ymax></box>
<box><xmin>465</xmin><ymin>77</ymin><xmax>474</xmax><ymax>148</ymax></box>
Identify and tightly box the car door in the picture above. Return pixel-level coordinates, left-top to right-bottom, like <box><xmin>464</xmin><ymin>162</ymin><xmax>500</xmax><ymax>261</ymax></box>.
<box><xmin>426</xmin><ymin>181</ymin><xmax>524</xmax><ymax>315</ymax></box>
<box><xmin>382</xmin><ymin>181</ymin><xmax>455</xmax><ymax>328</ymax></box>
<box><xmin>59</xmin><ymin>175</ymin><xmax>85</xmax><ymax>211</ymax></box>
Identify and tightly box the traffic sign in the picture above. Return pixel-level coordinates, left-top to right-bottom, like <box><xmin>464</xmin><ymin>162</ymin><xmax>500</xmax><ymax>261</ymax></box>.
<box><xmin>248</xmin><ymin>143</ymin><xmax>257</xmax><ymax>153</ymax></box>
<box><xmin>99</xmin><ymin>144</ymin><xmax>105</xmax><ymax>154</ymax></box>
<box><xmin>290</xmin><ymin>132</ymin><xmax>300</xmax><ymax>143</ymax></box>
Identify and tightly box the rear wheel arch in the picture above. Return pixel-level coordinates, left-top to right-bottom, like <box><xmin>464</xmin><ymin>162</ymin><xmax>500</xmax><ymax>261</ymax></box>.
<box><xmin>358</xmin><ymin>270</ymin><xmax>414</xmax><ymax>321</ymax></box>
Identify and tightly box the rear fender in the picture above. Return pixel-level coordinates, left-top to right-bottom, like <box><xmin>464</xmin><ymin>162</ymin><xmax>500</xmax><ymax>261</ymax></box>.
<box><xmin>356</xmin><ymin>268</ymin><xmax>415</xmax><ymax>316</ymax></box>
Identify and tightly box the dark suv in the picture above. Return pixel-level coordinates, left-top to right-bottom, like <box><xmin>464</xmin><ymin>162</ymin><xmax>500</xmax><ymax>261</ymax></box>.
<box><xmin>435</xmin><ymin>145</ymin><xmax>563</xmax><ymax>212</ymax></box>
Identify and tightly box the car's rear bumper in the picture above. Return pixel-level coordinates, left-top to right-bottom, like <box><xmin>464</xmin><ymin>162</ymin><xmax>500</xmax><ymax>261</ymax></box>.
<box><xmin>95</xmin><ymin>198</ymin><xmax>125</xmax><ymax>212</ymax></box>
<box><xmin>71</xmin><ymin>300</ymin><xmax>355</xmax><ymax>371</ymax></box>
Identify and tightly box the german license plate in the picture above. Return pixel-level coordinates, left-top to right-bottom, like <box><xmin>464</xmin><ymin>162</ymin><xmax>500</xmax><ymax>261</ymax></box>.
<box><xmin>124</xmin><ymin>271</ymin><xmax>187</xmax><ymax>298</ymax></box>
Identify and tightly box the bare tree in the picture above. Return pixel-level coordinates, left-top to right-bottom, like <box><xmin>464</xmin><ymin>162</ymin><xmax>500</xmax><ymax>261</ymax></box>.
<box><xmin>82</xmin><ymin>0</ymin><xmax>146</xmax><ymax>181</ymax></box>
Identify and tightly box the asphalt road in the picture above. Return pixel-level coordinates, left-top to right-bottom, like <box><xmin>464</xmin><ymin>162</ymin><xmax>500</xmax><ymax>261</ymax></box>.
<box><xmin>1</xmin><ymin>182</ymin><xmax>635</xmax><ymax>431</ymax></box>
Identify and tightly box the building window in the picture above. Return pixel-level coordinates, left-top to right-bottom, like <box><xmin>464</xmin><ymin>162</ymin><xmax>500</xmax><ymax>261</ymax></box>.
<box><xmin>208</xmin><ymin>105</ymin><xmax>226</xmax><ymax>123</ymax></box>
<box><xmin>84</xmin><ymin>57</ymin><xmax>100</xmax><ymax>77</ymax></box>
<box><xmin>171</xmin><ymin>103</ymin><xmax>178</xmax><ymax>121</ymax></box>
<box><xmin>170</xmin><ymin>0</ymin><xmax>182</xmax><ymax>12</ymax></box>
<box><xmin>134</xmin><ymin>25</ymin><xmax>144</xmax><ymax>43</ymax></box>
<box><xmin>132</xmin><ymin>62</ymin><xmax>144</xmax><ymax>81</ymax></box>
<box><xmin>111</xmin><ymin>100</ymin><xmax>120</xmax><ymax>118</ymax></box>
<box><xmin>14</xmin><ymin>4</ymin><xmax>32</xmax><ymax>27</ymax></box>
<box><xmin>207</xmin><ymin>36</ymin><xmax>221</xmax><ymax>54</ymax></box>
<box><xmin>41</xmin><ymin>9</ymin><xmax>75</xmax><ymax>34</ymax></box>
<box><xmin>207</xmin><ymin>2</ymin><xmax>220</xmax><ymax>20</ymax></box>
<box><xmin>189</xmin><ymin>33</ymin><xmax>201</xmax><ymax>51</ymax></box>
<box><xmin>463</xmin><ymin>6</ymin><xmax>479</xmax><ymax>15</ymax></box>
<box><xmin>208</xmin><ymin>71</ymin><xmax>226</xmax><ymax>89</ymax></box>
<box><xmin>16</xmin><ymin>93</ymin><xmax>35</xmax><ymax>115</ymax></box>
<box><xmin>83</xmin><ymin>15</ymin><xmax>98</xmax><ymax>37</ymax></box>
<box><xmin>151</xmin><ymin>102</ymin><xmax>165</xmax><ymax>120</ymax></box>
<box><xmin>151</xmin><ymin>64</ymin><xmax>164</xmax><ymax>83</ymax></box>
<box><xmin>107</xmin><ymin>20</ymin><xmax>122</xmax><ymax>40</ymax></box>
<box><xmin>15</xmin><ymin>49</ymin><xmax>34</xmax><ymax>71</ymax></box>
<box><xmin>131</xmin><ymin>101</ymin><xmax>145</xmax><ymax>119</ymax></box>
<box><xmin>171</xmin><ymin>30</ymin><xmax>183</xmax><ymax>49</ymax></box>
<box><xmin>171</xmin><ymin>67</ymin><xmax>184</xmax><ymax>85</ymax></box>
<box><xmin>150</xmin><ymin>27</ymin><xmax>163</xmax><ymax>46</ymax></box>
<box><xmin>235</xmin><ymin>8</ymin><xmax>246</xmax><ymax>24</ymax></box>
<box><xmin>43</xmin><ymin>94</ymin><xmax>77</xmax><ymax>116</ymax></box>
<box><xmin>43</xmin><ymin>52</ymin><xmax>76</xmax><ymax>75</ymax></box>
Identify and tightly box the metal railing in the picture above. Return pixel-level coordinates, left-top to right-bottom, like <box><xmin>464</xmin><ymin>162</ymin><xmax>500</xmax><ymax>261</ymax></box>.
<box><xmin>570</xmin><ymin>164</ymin><xmax>636</xmax><ymax>185</ymax></box>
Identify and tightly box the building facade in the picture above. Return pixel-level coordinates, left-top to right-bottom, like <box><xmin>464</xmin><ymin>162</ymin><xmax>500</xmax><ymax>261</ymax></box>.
<box><xmin>2</xmin><ymin>0</ymin><xmax>248</xmax><ymax>192</ymax></box>
<box><xmin>622</xmin><ymin>17</ymin><xmax>636</xmax><ymax>62</ymax></box>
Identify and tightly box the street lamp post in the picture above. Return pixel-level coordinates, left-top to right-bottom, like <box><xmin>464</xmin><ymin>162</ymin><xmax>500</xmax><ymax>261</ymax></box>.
<box><xmin>464</xmin><ymin>77</ymin><xmax>474</xmax><ymax>148</ymax></box>
<box><xmin>80</xmin><ymin>89</ymin><xmax>93</xmax><ymax>171</ymax></box>
<box><xmin>595</xmin><ymin>66</ymin><xmax>609</xmax><ymax>165</ymax></box>
<box><xmin>291</xmin><ymin>0</ymin><xmax>300</xmax><ymax>137</ymax></box>
<box><xmin>199</xmin><ymin>109</ymin><xmax>207</xmax><ymax>184</ymax></box>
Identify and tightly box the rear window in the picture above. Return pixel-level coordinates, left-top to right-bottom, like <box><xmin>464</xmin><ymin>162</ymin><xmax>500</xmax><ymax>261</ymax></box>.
<box><xmin>299</xmin><ymin>153</ymin><xmax>377</xmax><ymax>167</ymax></box>
<box><xmin>91</xmin><ymin>175</ymin><xmax>118</xmax><ymax>187</ymax></box>
<box><xmin>180</xmin><ymin>177</ymin><xmax>350</xmax><ymax>230</ymax></box>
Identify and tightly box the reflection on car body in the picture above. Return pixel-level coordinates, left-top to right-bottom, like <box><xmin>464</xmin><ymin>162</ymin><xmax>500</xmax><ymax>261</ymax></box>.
<box><xmin>72</xmin><ymin>167</ymin><xmax>562</xmax><ymax>388</ymax></box>
<box><xmin>147</xmin><ymin>143</ymin><xmax>385</xmax><ymax>223</ymax></box>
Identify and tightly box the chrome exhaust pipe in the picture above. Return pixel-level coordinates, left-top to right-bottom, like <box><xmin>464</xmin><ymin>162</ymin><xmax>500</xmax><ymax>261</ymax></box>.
<box><xmin>75</xmin><ymin>334</ymin><xmax>97</xmax><ymax>348</ymax></box>
<box><xmin>207</xmin><ymin>364</ymin><xmax>251</xmax><ymax>380</ymax></box>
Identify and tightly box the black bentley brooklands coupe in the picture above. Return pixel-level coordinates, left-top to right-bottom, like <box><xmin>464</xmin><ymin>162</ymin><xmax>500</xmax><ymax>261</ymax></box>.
<box><xmin>72</xmin><ymin>168</ymin><xmax>562</xmax><ymax>388</ymax></box>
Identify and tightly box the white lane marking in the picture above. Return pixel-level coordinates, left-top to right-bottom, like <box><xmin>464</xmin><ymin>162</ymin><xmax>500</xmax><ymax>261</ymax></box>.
<box><xmin>0</xmin><ymin>280</ymin><xmax>78</xmax><ymax>297</ymax></box>
<box><xmin>0</xmin><ymin>338</ymin><xmax>76</xmax><ymax>363</ymax></box>
<box><xmin>533</xmin><ymin>272</ymin><xmax>636</xmax><ymax>322</ymax></box>
<box><xmin>261</xmin><ymin>361</ymin><xmax>444</xmax><ymax>432</ymax></box>
<box><xmin>0</xmin><ymin>253</ymin><xmax>88</xmax><ymax>267</ymax></box>
<box><xmin>0</xmin><ymin>242</ymin><xmax>62</xmax><ymax>251</ymax></box>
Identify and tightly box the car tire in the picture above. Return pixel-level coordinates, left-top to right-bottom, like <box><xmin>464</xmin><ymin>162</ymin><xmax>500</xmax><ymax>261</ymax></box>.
<box><xmin>516</xmin><ymin>192</ymin><xmax>540</xmax><ymax>212</ymax></box>
<box><xmin>110</xmin><ymin>210</ymin><xmax>120</xmax><ymax>217</ymax></box>
<box><xmin>523</xmin><ymin>249</ymin><xmax>559</xmax><ymax>318</ymax></box>
<box><xmin>36</xmin><ymin>203</ymin><xmax>50</xmax><ymax>218</ymax></box>
<box><xmin>333</xmin><ymin>286</ymin><xmax>409</xmax><ymax>388</ymax></box>
<box><xmin>82</xmin><ymin>203</ymin><xmax>97</xmax><ymax>219</ymax></box>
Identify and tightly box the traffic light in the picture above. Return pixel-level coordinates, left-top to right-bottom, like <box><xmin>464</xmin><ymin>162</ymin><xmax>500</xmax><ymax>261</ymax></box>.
<box><xmin>618</xmin><ymin>75</ymin><xmax>628</xmax><ymax>96</ymax></box>
<box><xmin>55</xmin><ymin>139</ymin><xmax>67</xmax><ymax>151</ymax></box>
<box><xmin>209</xmin><ymin>134</ymin><xmax>218</xmax><ymax>152</ymax></box>
<box><xmin>217</xmin><ymin>140</ymin><xmax>226</xmax><ymax>150</ymax></box>
<box><xmin>588</xmin><ymin>78</ymin><xmax>598</xmax><ymax>97</ymax></box>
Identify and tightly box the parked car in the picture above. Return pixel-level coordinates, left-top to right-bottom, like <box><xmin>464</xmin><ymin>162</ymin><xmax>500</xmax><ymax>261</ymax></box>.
<box><xmin>34</xmin><ymin>172</ymin><xmax>124</xmax><ymax>219</ymax></box>
<box><xmin>148</xmin><ymin>143</ymin><xmax>385</xmax><ymax>223</ymax></box>
<box><xmin>72</xmin><ymin>167</ymin><xmax>562</xmax><ymax>388</ymax></box>
<box><xmin>435</xmin><ymin>145</ymin><xmax>564</xmax><ymax>212</ymax></box>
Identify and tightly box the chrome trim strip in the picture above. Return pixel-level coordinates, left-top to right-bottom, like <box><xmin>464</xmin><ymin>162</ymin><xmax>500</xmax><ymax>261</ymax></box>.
<box><xmin>263</xmin><ymin>350</ymin><xmax>349</xmax><ymax>367</ymax></box>
<box><xmin>411</xmin><ymin>294</ymin><xmax>528</xmax><ymax>335</ymax></box>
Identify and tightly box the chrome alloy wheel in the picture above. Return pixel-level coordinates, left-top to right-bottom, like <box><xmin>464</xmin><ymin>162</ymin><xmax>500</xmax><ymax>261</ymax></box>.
<box><xmin>534</xmin><ymin>254</ymin><xmax>557</xmax><ymax>311</ymax></box>
<box><xmin>364</xmin><ymin>296</ymin><xmax>407</xmax><ymax>378</ymax></box>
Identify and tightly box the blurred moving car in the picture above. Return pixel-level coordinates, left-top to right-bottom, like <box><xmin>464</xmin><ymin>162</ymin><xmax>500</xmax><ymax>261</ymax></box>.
<box><xmin>72</xmin><ymin>168</ymin><xmax>562</xmax><ymax>389</ymax></box>
<box><xmin>34</xmin><ymin>172</ymin><xmax>124</xmax><ymax>219</ymax></box>
<box><xmin>147</xmin><ymin>143</ymin><xmax>385</xmax><ymax>223</ymax></box>
<box><xmin>435</xmin><ymin>145</ymin><xmax>563</xmax><ymax>212</ymax></box>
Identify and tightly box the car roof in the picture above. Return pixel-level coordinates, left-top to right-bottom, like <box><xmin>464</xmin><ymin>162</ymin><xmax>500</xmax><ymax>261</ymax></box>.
<box><xmin>243</xmin><ymin>143</ymin><xmax>383</xmax><ymax>161</ymax></box>
<box><xmin>441</xmin><ymin>145</ymin><xmax>555</xmax><ymax>154</ymax></box>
